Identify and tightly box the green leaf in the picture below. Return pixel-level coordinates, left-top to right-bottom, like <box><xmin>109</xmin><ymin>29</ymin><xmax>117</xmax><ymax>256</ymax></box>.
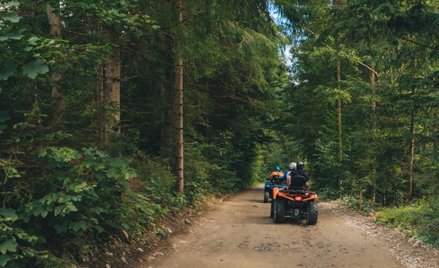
<box><xmin>0</xmin><ymin>207</ymin><xmax>17</xmax><ymax>220</ymax></box>
<box><xmin>0</xmin><ymin>33</ymin><xmax>24</xmax><ymax>41</ymax></box>
<box><xmin>30</xmin><ymin>202</ymin><xmax>51</xmax><ymax>218</ymax></box>
<box><xmin>54</xmin><ymin>203</ymin><xmax>77</xmax><ymax>216</ymax></box>
<box><xmin>0</xmin><ymin>239</ymin><xmax>17</xmax><ymax>254</ymax></box>
<box><xmin>71</xmin><ymin>220</ymin><xmax>87</xmax><ymax>232</ymax></box>
<box><xmin>22</xmin><ymin>59</ymin><xmax>49</xmax><ymax>79</ymax></box>
<box><xmin>5</xmin><ymin>1</ymin><xmax>19</xmax><ymax>8</ymax></box>
<box><xmin>3</xmin><ymin>14</ymin><xmax>21</xmax><ymax>23</ymax></box>
<box><xmin>0</xmin><ymin>255</ymin><xmax>10</xmax><ymax>268</ymax></box>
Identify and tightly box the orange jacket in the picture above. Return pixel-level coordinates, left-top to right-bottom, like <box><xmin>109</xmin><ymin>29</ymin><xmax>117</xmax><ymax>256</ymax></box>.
<box><xmin>269</xmin><ymin>171</ymin><xmax>284</xmax><ymax>178</ymax></box>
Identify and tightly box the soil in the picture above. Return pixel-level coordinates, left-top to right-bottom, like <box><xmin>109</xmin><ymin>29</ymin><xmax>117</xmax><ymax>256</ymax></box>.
<box><xmin>134</xmin><ymin>185</ymin><xmax>439</xmax><ymax>268</ymax></box>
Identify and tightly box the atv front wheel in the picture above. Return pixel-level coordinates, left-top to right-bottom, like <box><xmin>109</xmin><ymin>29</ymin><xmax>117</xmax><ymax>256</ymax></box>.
<box><xmin>274</xmin><ymin>198</ymin><xmax>285</xmax><ymax>223</ymax></box>
<box><xmin>263</xmin><ymin>191</ymin><xmax>269</xmax><ymax>203</ymax></box>
<box><xmin>306</xmin><ymin>202</ymin><xmax>318</xmax><ymax>225</ymax></box>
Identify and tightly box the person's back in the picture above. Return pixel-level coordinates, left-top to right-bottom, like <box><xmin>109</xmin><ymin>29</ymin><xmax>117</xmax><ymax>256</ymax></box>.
<box><xmin>296</xmin><ymin>169</ymin><xmax>309</xmax><ymax>178</ymax></box>
<box><xmin>284</xmin><ymin>162</ymin><xmax>297</xmax><ymax>186</ymax></box>
<box><xmin>288</xmin><ymin>162</ymin><xmax>309</xmax><ymax>190</ymax></box>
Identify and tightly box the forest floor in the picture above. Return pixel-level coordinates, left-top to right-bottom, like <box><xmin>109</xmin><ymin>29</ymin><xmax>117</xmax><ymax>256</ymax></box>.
<box><xmin>130</xmin><ymin>184</ymin><xmax>439</xmax><ymax>268</ymax></box>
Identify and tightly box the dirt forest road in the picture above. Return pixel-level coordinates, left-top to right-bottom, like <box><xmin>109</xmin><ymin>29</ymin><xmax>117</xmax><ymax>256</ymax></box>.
<box><xmin>137</xmin><ymin>185</ymin><xmax>439</xmax><ymax>268</ymax></box>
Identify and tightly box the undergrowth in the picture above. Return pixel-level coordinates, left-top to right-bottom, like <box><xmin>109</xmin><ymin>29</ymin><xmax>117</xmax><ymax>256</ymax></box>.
<box><xmin>0</xmin><ymin>146</ymin><xmax>243</xmax><ymax>267</ymax></box>
<box><xmin>337</xmin><ymin>193</ymin><xmax>439</xmax><ymax>249</ymax></box>
<box><xmin>376</xmin><ymin>200</ymin><xmax>439</xmax><ymax>249</ymax></box>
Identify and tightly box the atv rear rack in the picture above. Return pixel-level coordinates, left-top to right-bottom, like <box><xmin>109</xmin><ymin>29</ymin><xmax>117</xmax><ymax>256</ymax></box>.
<box><xmin>279</xmin><ymin>189</ymin><xmax>316</xmax><ymax>195</ymax></box>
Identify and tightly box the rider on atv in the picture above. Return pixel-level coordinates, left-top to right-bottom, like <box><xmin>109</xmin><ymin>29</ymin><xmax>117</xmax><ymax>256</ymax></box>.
<box><xmin>271</xmin><ymin>162</ymin><xmax>317</xmax><ymax>225</ymax></box>
<box><xmin>283</xmin><ymin>162</ymin><xmax>296</xmax><ymax>185</ymax></box>
<box><xmin>286</xmin><ymin>161</ymin><xmax>309</xmax><ymax>190</ymax></box>
<box><xmin>269</xmin><ymin>166</ymin><xmax>284</xmax><ymax>180</ymax></box>
<box><xmin>264</xmin><ymin>166</ymin><xmax>285</xmax><ymax>203</ymax></box>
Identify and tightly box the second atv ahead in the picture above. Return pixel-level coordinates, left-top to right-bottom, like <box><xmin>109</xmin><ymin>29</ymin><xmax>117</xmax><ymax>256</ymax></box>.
<box><xmin>263</xmin><ymin>175</ymin><xmax>286</xmax><ymax>203</ymax></box>
<box><xmin>270</xmin><ymin>175</ymin><xmax>318</xmax><ymax>225</ymax></box>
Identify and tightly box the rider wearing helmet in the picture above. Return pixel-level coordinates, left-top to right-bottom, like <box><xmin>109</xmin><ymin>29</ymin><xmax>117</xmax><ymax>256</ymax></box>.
<box><xmin>269</xmin><ymin>165</ymin><xmax>284</xmax><ymax>179</ymax></box>
<box><xmin>283</xmin><ymin>162</ymin><xmax>297</xmax><ymax>185</ymax></box>
<box><xmin>296</xmin><ymin>162</ymin><xmax>308</xmax><ymax>177</ymax></box>
<box><xmin>288</xmin><ymin>161</ymin><xmax>309</xmax><ymax>190</ymax></box>
<box><xmin>288</xmin><ymin>162</ymin><xmax>297</xmax><ymax>170</ymax></box>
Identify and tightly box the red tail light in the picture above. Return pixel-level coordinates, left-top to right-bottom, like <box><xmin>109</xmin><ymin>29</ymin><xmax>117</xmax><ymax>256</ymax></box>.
<box><xmin>294</xmin><ymin>196</ymin><xmax>302</xmax><ymax>201</ymax></box>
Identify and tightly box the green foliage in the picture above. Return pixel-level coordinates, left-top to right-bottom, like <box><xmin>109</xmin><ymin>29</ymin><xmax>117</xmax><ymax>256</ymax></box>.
<box><xmin>2</xmin><ymin>0</ymin><xmax>288</xmax><ymax>265</ymax></box>
<box><xmin>272</xmin><ymin>0</ymin><xmax>438</xmax><ymax>248</ymax></box>
<box><xmin>0</xmin><ymin>0</ymin><xmax>436</xmax><ymax>264</ymax></box>
<box><xmin>22</xmin><ymin>59</ymin><xmax>49</xmax><ymax>79</ymax></box>
<box><xmin>376</xmin><ymin>200</ymin><xmax>439</xmax><ymax>248</ymax></box>
<box><xmin>280</xmin><ymin>0</ymin><xmax>438</xmax><ymax>205</ymax></box>
<box><xmin>1</xmin><ymin>147</ymin><xmax>163</xmax><ymax>266</ymax></box>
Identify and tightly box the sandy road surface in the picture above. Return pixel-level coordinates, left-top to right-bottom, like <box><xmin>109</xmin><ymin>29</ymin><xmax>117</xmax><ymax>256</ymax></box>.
<box><xmin>137</xmin><ymin>186</ymin><xmax>438</xmax><ymax>268</ymax></box>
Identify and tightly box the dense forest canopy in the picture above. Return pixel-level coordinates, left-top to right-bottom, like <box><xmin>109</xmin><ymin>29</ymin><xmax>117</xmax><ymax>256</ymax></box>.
<box><xmin>0</xmin><ymin>0</ymin><xmax>437</xmax><ymax>266</ymax></box>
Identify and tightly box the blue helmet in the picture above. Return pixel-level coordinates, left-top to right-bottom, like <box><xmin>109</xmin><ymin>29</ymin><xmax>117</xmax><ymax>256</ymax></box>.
<box><xmin>275</xmin><ymin>166</ymin><xmax>281</xmax><ymax>171</ymax></box>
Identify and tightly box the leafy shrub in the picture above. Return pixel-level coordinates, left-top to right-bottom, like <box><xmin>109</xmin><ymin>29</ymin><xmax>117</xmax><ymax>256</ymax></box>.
<box><xmin>0</xmin><ymin>207</ymin><xmax>64</xmax><ymax>268</ymax></box>
<box><xmin>0</xmin><ymin>136</ymin><xmax>257</xmax><ymax>267</ymax></box>
<box><xmin>128</xmin><ymin>151</ymin><xmax>178</xmax><ymax>208</ymax></box>
<box><xmin>0</xmin><ymin>147</ymin><xmax>160</xmax><ymax>267</ymax></box>
<box><xmin>376</xmin><ymin>199</ymin><xmax>439</xmax><ymax>248</ymax></box>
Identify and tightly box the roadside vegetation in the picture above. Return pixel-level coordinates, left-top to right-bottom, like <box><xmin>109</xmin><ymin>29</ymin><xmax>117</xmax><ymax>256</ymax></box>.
<box><xmin>0</xmin><ymin>0</ymin><xmax>437</xmax><ymax>267</ymax></box>
<box><xmin>376</xmin><ymin>200</ymin><xmax>439</xmax><ymax>248</ymax></box>
<box><xmin>275</xmin><ymin>0</ymin><xmax>438</xmax><ymax>249</ymax></box>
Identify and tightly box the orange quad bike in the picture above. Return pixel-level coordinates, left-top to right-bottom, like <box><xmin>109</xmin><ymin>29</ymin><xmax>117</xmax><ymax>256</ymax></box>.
<box><xmin>270</xmin><ymin>175</ymin><xmax>318</xmax><ymax>225</ymax></box>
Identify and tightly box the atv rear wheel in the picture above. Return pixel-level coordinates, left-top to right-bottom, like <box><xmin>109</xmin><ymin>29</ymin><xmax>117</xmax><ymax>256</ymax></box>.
<box><xmin>274</xmin><ymin>198</ymin><xmax>285</xmax><ymax>223</ymax></box>
<box><xmin>306</xmin><ymin>202</ymin><xmax>318</xmax><ymax>225</ymax></box>
<box><xmin>263</xmin><ymin>191</ymin><xmax>269</xmax><ymax>203</ymax></box>
<box><xmin>270</xmin><ymin>199</ymin><xmax>275</xmax><ymax>218</ymax></box>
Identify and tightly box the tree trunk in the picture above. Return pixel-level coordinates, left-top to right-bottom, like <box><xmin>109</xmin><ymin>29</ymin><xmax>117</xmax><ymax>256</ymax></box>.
<box><xmin>408</xmin><ymin>98</ymin><xmax>415</xmax><ymax>199</ymax></box>
<box><xmin>370</xmin><ymin>67</ymin><xmax>377</xmax><ymax>130</ymax></box>
<box><xmin>46</xmin><ymin>4</ymin><xmax>61</xmax><ymax>36</ymax></box>
<box><xmin>333</xmin><ymin>0</ymin><xmax>345</xmax><ymax>195</ymax></box>
<box><xmin>175</xmin><ymin>0</ymin><xmax>185</xmax><ymax>193</ymax></box>
<box><xmin>370</xmin><ymin>66</ymin><xmax>377</xmax><ymax>204</ymax></box>
<box><xmin>336</xmin><ymin>60</ymin><xmax>343</xmax><ymax>162</ymax></box>
<box><xmin>408</xmin><ymin>56</ymin><xmax>417</xmax><ymax>200</ymax></box>
<box><xmin>176</xmin><ymin>57</ymin><xmax>184</xmax><ymax>193</ymax></box>
<box><xmin>103</xmin><ymin>47</ymin><xmax>121</xmax><ymax>141</ymax></box>
<box><xmin>46</xmin><ymin>3</ymin><xmax>64</xmax><ymax>128</ymax></box>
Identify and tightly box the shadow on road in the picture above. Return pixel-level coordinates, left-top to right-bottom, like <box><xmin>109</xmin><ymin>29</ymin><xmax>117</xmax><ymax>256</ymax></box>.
<box><xmin>247</xmin><ymin>215</ymin><xmax>275</xmax><ymax>225</ymax></box>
